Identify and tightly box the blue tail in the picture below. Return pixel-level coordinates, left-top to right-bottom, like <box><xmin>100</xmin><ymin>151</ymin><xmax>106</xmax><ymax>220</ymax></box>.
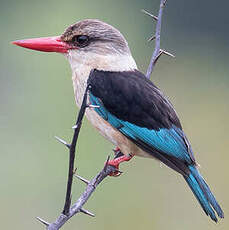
<box><xmin>184</xmin><ymin>165</ymin><xmax>224</xmax><ymax>222</ymax></box>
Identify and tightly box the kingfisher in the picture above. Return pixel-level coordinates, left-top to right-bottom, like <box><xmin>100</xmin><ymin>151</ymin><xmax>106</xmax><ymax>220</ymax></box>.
<box><xmin>13</xmin><ymin>19</ymin><xmax>224</xmax><ymax>222</ymax></box>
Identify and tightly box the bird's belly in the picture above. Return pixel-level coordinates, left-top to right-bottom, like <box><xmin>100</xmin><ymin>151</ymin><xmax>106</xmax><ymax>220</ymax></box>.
<box><xmin>85</xmin><ymin>108</ymin><xmax>152</xmax><ymax>158</ymax></box>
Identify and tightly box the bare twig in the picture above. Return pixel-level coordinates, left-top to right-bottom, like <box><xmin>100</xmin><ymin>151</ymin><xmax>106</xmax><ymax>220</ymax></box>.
<box><xmin>42</xmin><ymin>159</ymin><xmax>117</xmax><ymax>230</ymax></box>
<box><xmin>62</xmin><ymin>84</ymin><xmax>90</xmax><ymax>215</ymax></box>
<box><xmin>144</xmin><ymin>0</ymin><xmax>174</xmax><ymax>78</ymax></box>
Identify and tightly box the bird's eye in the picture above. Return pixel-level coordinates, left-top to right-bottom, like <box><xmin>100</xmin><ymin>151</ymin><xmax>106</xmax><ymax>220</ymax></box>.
<box><xmin>72</xmin><ymin>35</ymin><xmax>89</xmax><ymax>47</ymax></box>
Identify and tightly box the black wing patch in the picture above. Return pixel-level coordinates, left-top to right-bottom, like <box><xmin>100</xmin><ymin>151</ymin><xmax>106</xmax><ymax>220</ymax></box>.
<box><xmin>88</xmin><ymin>69</ymin><xmax>182</xmax><ymax>131</ymax></box>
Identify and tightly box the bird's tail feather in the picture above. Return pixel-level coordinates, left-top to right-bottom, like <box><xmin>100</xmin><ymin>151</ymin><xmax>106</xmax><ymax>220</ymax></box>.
<box><xmin>184</xmin><ymin>165</ymin><xmax>224</xmax><ymax>222</ymax></box>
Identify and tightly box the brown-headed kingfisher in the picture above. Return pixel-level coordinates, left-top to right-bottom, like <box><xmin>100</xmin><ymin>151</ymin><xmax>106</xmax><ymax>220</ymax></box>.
<box><xmin>13</xmin><ymin>19</ymin><xmax>224</xmax><ymax>222</ymax></box>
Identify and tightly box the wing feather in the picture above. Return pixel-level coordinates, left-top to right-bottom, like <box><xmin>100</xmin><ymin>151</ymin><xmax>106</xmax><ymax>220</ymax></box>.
<box><xmin>88</xmin><ymin>69</ymin><xmax>196</xmax><ymax>174</ymax></box>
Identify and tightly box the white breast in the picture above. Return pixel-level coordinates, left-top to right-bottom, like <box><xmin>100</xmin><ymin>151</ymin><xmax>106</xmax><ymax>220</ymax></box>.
<box><xmin>65</xmin><ymin>50</ymin><xmax>152</xmax><ymax>158</ymax></box>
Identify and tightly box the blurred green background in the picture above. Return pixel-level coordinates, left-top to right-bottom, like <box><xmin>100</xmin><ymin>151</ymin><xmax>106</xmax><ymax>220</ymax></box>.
<box><xmin>1</xmin><ymin>0</ymin><xmax>228</xmax><ymax>229</ymax></box>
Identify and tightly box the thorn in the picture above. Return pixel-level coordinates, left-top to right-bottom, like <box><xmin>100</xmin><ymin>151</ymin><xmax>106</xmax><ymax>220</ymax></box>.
<box><xmin>72</xmin><ymin>124</ymin><xmax>78</xmax><ymax>129</ymax></box>
<box><xmin>36</xmin><ymin>217</ymin><xmax>50</xmax><ymax>226</ymax></box>
<box><xmin>153</xmin><ymin>50</ymin><xmax>164</xmax><ymax>65</ymax></box>
<box><xmin>148</xmin><ymin>35</ymin><xmax>156</xmax><ymax>42</ymax></box>
<box><xmin>54</xmin><ymin>136</ymin><xmax>70</xmax><ymax>149</ymax></box>
<box><xmin>87</xmin><ymin>104</ymin><xmax>100</xmax><ymax>108</ymax></box>
<box><xmin>160</xmin><ymin>49</ymin><xmax>175</xmax><ymax>58</ymax></box>
<box><xmin>73</xmin><ymin>167</ymin><xmax>77</xmax><ymax>174</ymax></box>
<box><xmin>74</xmin><ymin>174</ymin><xmax>90</xmax><ymax>185</ymax></box>
<box><xmin>141</xmin><ymin>9</ymin><xmax>158</xmax><ymax>21</ymax></box>
<box><xmin>80</xmin><ymin>208</ymin><xmax>95</xmax><ymax>217</ymax></box>
<box><xmin>153</xmin><ymin>49</ymin><xmax>175</xmax><ymax>66</ymax></box>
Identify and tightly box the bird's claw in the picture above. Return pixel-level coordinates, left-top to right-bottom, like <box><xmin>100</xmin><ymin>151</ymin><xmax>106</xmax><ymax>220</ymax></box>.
<box><xmin>109</xmin><ymin>170</ymin><xmax>123</xmax><ymax>177</ymax></box>
<box><xmin>107</xmin><ymin>154</ymin><xmax>133</xmax><ymax>177</ymax></box>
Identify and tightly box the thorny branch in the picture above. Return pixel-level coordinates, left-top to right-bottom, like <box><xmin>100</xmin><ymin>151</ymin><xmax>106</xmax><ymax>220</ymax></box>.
<box><xmin>38</xmin><ymin>83</ymin><xmax>121</xmax><ymax>229</ymax></box>
<box><xmin>143</xmin><ymin>0</ymin><xmax>174</xmax><ymax>79</ymax></box>
<box><xmin>62</xmin><ymin>84</ymin><xmax>91</xmax><ymax>215</ymax></box>
<box><xmin>37</xmin><ymin>0</ymin><xmax>172</xmax><ymax>229</ymax></box>
<box><xmin>37</xmin><ymin>157</ymin><xmax>117</xmax><ymax>230</ymax></box>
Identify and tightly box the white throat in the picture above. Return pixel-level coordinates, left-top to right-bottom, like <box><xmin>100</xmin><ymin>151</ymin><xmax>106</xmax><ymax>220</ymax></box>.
<box><xmin>65</xmin><ymin>50</ymin><xmax>137</xmax><ymax>107</ymax></box>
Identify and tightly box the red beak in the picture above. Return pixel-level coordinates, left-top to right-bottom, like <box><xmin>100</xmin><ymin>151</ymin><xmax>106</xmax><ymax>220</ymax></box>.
<box><xmin>12</xmin><ymin>36</ymin><xmax>72</xmax><ymax>53</ymax></box>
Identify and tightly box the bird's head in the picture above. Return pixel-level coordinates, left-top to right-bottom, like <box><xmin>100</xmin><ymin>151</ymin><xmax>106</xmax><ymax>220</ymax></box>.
<box><xmin>13</xmin><ymin>19</ymin><xmax>137</xmax><ymax>72</ymax></box>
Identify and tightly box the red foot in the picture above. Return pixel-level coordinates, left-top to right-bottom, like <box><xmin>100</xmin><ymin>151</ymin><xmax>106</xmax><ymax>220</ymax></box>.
<box><xmin>108</xmin><ymin>154</ymin><xmax>134</xmax><ymax>177</ymax></box>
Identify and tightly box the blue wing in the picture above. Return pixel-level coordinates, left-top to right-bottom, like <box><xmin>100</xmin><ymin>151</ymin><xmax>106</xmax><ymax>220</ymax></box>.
<box><xmin>88</xmin><ymin>70</ymin><xmax>224</xmax><ymax>222</ymax></box>
<box><xmin>90</xmin><ymin>93</ymin><xmax>194</xmax><ymax>165</ymax></box>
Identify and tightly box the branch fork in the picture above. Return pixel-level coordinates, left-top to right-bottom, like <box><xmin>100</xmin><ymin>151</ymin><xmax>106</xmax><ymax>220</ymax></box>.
<box><xmin>37</xmin><ymin>156</ymin><xmax>118</xmax><ymax>230</ymax></box>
